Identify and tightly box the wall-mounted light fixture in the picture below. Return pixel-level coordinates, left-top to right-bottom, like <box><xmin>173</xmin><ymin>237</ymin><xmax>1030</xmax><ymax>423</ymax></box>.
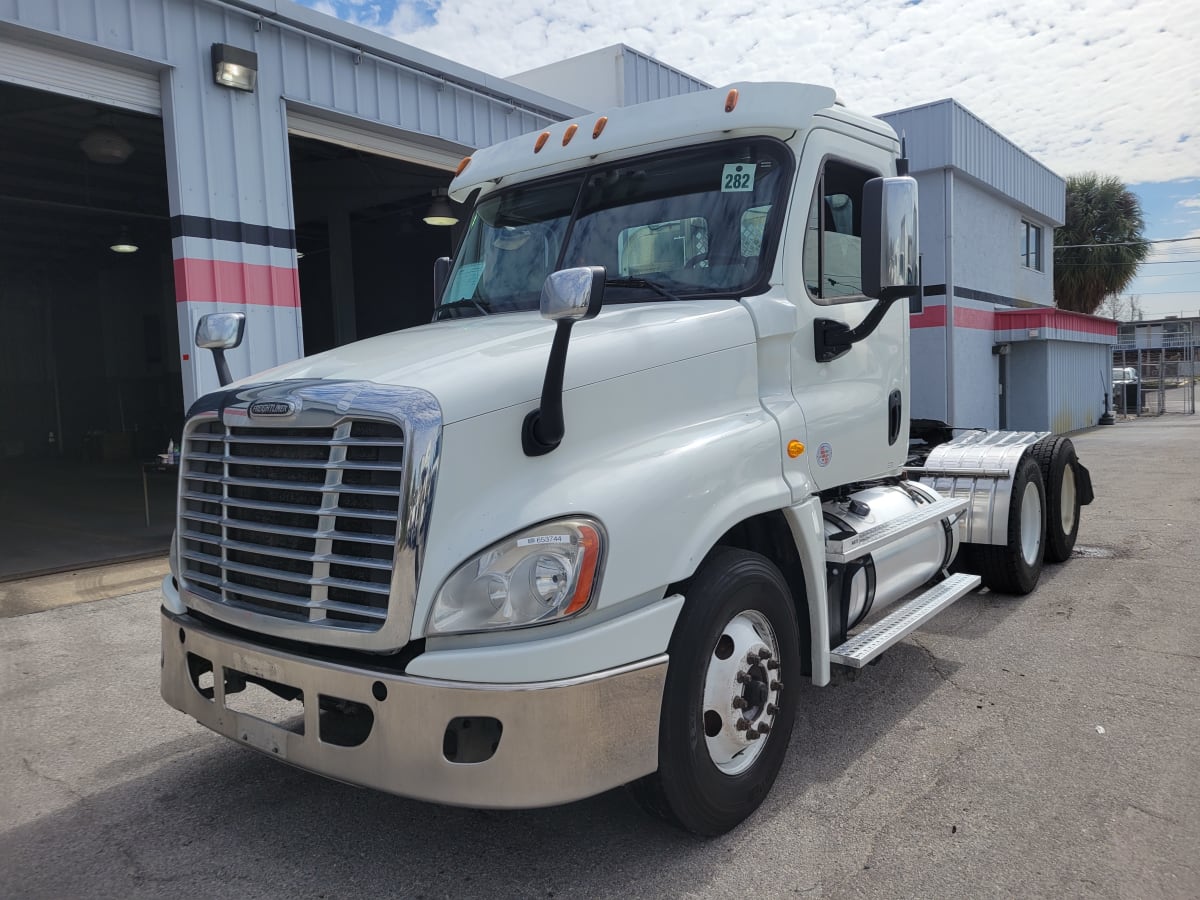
<box><xmin>110</xmin><ymin>226</ymin><xmax>138</xmax><ymax>254</ymax></box>
<box><xmin>423</xmin><ymin>188</ymin><xmax>458</xmax><ymax>227</ymax></box>
<box><xmin>211</xmin><ymin>43</ymin><xmax>258</xmax><ymax>92</ymax></box>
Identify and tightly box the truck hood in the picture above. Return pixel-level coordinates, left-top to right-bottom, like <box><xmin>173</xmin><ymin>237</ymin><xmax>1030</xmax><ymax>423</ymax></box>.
<box><xmin>244</xmin><ymin>300</ymin><xmax>756</xmax><ymax>424</ymax></box>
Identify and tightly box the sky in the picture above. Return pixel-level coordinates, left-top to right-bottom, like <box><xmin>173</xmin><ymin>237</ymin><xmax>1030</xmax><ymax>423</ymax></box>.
<box><xmin>300</xmin><ymin>0</ymin><xmax>1199</xmax><ymax>319</ymax></box>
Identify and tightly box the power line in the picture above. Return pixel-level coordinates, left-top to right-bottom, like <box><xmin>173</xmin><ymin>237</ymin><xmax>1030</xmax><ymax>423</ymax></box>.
<box><xmin>1055</xmin><ymin>236</ymin><xmax>1200</xmax><ymax>250</ymax></box>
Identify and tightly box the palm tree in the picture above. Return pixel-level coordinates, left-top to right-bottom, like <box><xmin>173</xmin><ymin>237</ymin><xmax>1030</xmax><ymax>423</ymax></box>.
<box><xmin>1054</xmin><ymin>174</ymin><xmax>1150</xmax><ymax>314</ymax></box>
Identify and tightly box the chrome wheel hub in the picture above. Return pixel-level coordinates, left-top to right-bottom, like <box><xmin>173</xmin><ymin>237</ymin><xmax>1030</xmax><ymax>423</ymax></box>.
<box><xmin>701</xmin><ymin>609</ymin><xmax>782</xmax><ymax>775</ymax></box>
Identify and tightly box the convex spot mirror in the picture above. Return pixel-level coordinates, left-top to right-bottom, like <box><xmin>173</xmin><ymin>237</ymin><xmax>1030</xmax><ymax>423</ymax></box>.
<box><xmin>861</xmin><ymin>176</ymin><xmax>920</xmax><ymax>301</ymax></box>
<box><xmin>540</xmin><ymin>266</ymin><xmax>606</xmax><ymax>322</ymax></box>
<box><xmin>195</xmin><ymin>312</ymin><xmax>246</xmax><ymax>350</ymax></box>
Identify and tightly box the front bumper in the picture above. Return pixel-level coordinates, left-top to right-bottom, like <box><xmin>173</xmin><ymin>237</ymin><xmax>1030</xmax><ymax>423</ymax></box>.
<box><xmin>161</xmin><ymin>611</ymin><xmax>667</xmax><ymax>808</ymax></box>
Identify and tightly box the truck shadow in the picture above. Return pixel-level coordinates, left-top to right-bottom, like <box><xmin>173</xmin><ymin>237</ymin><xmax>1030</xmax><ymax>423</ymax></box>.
<box><xmin>0</xmin><ymin>646</ymin><xmax>961</xmax><ymax>898</ymax></box>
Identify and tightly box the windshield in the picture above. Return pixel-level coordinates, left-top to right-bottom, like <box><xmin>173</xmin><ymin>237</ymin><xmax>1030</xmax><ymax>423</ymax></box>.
<box><xmin>437</xmin><ymin>139</ymin><xmax>793</xmax><ymax>316</ymax></box>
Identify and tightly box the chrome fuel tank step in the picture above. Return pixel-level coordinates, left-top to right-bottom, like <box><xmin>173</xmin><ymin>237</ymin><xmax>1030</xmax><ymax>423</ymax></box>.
<box><xmin>829</xmin><ymin>572</ymin><xmax>981</xmax><ymax>668</ymax></box>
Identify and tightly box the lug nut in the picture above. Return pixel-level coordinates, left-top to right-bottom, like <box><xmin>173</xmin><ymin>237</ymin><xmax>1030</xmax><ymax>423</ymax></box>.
<box><xmin>746</xmin><ymin>730</ymin><xmax>761</xmax><ymax>740</ymax></box>
<box><xmin>767</xmin><ymin>660</ymin><xmax>781</xmax><ymax>670</ymax></box>
<box><xmin>746</xmin><ymin>652</ymin><xmax>760</xmax><ymax>665</ymax></box>
<box><xmin>731</xmin><ymin>697</ymin><xmax>748</xmax><ymax>710</ymax></box>
<box><xmin>766</xmin><ymin>703</ymin><xmax>778</xmax><ymax>716</ymax></box>
<box><xmin>736</xmin><ymin>672</ymin><xmax>751</xmax><ymax>684</ymax></box>
<box><xmin>757</xmin><ymin>722</ymin><xmax>771</xmax><ymax>735</ymax></box>
<box><xmin>771</xmin><ymin>681</ymin><xmax>783</xmax><ymax>691</ymax></box>
<box><xmin>735</xmin><ymin>719</ymin><xmax>750</xmax><ymax>731</ymax></box>
<box><xmin>758</xmin><ymin>649</ymin><xmax>772</xmax><ymax>660</ymax></box>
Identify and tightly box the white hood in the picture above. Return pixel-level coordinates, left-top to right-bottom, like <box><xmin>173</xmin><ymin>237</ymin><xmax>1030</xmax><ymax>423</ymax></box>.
<box><xmin>243</xmin><ymin>300</ymin><xmax>756</xmax><ymax>424</ymax></box>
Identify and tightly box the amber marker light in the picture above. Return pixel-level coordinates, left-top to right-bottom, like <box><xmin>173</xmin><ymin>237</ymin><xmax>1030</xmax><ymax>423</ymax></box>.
<box><xmin>725</xmin><ymin>88</ymin><xmax>739</xmax><ymax>112</ymax></box>
<box><xmin>562</xmin><ymin>123</ymin><xmax>579</xmax><ymax>146</ymax></box>
<box><xmin>562</xmin><ymin>524</ymin><xmax>602</xmax><ymax>616</ymax></box>
<box><xmin>455</xmin><ymin>155</ymin><xmax>472</xmax><ymax>176</ymax></box>
<box><xmin>534</xmin><ymin>131</ymin><xmax>550</xmax><ymax>153</ymax></box>
<box><xmin>592</xmin><ymin>116</ymin><xmax>608</xmax><ymax>139</ymax></box>
<box><xmin>788</xmin><ymin>440</ymin><xmax>806</xmax><ymax>458</ymax></box>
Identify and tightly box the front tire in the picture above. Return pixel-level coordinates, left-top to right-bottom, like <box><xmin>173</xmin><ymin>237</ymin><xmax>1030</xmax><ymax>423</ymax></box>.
<box><xmin>631</xmin><ymin>548</ymin><xmax>800</xmax><ymax>836</ymax></box>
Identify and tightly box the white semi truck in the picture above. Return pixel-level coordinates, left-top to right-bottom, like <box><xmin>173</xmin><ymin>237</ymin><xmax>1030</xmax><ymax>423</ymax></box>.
<box><xmin>161</xmin><ymin>83</ymin><xmax>1093</xmax><ymax>835</ymax></box>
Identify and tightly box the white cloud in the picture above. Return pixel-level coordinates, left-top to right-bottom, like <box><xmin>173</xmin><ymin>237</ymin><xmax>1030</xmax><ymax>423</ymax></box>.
<box><xmin>301</xmin><ymin>0</ymin><xmax>1198</xmax><ymax>184</ymax></box>
<box><xmin>1180</xmin><ymin>197</ymin><xmax>1200</xmax><ymax>209</ymax></box>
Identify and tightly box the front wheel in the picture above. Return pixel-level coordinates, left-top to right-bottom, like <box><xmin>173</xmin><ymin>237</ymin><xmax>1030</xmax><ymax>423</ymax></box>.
<box><xmin>630</xmin><ymin>547</ymin><xmax>800</xmax><ymax>835</ymax></box>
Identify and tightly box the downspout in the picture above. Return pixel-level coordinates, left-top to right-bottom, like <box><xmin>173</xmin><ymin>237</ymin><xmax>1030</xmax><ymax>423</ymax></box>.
<box><xmin>944</xmin><ymin>167</ymin><xmax>955</xmax><ymax>423</ymax></box>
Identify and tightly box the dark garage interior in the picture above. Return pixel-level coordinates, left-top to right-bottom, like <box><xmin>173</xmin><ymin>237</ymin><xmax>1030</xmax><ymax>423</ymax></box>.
<box><xmin>288</xmin><ymin>134</ymin><xmax>460</xmax><ymax>357</ymax></box>
<box><xmin>0</xmin><ymin>89</ymin><xmax>465</xmax><ymax>581</ymax></box>
<box><xmin>0</xmin><ymin>81</ymin><xmax>180</xmax><ymax>580</ymax></box>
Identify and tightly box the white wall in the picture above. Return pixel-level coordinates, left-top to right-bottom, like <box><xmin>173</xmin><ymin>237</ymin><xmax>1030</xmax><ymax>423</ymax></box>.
<box><xmin>952</xmin><ymin>176</ymin><xmax>1055</xmax><ymax>307</ymax></box>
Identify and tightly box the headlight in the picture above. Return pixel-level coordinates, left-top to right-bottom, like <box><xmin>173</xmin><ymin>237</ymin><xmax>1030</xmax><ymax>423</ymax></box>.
<box><xmin>428</xmin><ymin>518</ymin><xmax>605</xmax><ymax>635</ymax></box>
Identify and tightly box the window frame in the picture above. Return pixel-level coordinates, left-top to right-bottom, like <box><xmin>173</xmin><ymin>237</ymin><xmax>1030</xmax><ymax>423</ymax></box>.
<box><xmin>802</xmin><ymin>154</ymin><xmax>883</xmax><ymax>306</ymax></box>
<box><xmin>1021</xmin><ymin>219</ymin><xmax>1044</xmax><ymax>272</ymax></box>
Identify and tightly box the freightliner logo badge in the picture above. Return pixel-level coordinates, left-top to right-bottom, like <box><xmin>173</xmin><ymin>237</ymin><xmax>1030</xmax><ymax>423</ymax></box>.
<box><xmin>248</xmin><ymin>400</ymin><xmax>297</xmax><ymax>418</ymax></box>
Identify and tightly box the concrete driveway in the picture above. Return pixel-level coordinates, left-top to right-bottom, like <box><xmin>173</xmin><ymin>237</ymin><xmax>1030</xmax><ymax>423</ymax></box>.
<box><xmin>2</xmin><ymin>414</ymin><xmax>1198</xmax><ymax>899</ymax></box>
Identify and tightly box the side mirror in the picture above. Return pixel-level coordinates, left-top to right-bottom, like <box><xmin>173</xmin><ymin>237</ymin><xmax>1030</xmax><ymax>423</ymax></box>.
<box><xmin>539</xmin><ymin>266</ymin><xmax>606</xmax><ymax>322</ymax></box>
<box><xmin>861</xmin><ymin>176</ymin><xmax>920</xmax><ymax>301</ymax></box>
<box><xmin>195</xmin><ymin>312</ymin><xmax>245</xmax><ymax>387</ymax></box>
<box><xmin>523</xmin><ymin>266</ymin><xmax>606</xmax><ymax>456</ymax></box>
<box><xmin>433</xmin><ymin>256</ymin><xmax>452</xmax><ymax>307</ymax></box>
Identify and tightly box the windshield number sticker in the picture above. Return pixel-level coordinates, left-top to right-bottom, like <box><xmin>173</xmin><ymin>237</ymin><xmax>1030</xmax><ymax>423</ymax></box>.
<box><xmin>721</xmin><ymin>164</ymin><xmax>755</xmax><ymax>193</ymax></box>
<box><xmin>517</xmin><ymin>535</ymin><xmax>572</xmax><ymax>547</ymax></box>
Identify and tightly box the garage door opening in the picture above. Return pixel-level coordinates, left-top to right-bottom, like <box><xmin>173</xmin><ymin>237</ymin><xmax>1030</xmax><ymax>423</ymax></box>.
<box><xmin>287</xmin><ymin>134</ymin><xmax>462</xmax><ymax>356</ymax></box>
<box><xmin>0</xmin><ymin>82</ymin><xmax>178</xmax><ymax>581</ymax></box>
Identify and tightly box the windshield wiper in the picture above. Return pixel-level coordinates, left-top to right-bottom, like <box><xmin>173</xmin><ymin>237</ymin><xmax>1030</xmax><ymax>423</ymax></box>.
<box><xmin>434</xmin><ymin>298</ymin><xmax>491</xmax><ymax>320</ymax></box>
<box><xmin>604</xmin><ymin>277</ymin><xmax>684</xmax><ymax>303</ymax></box>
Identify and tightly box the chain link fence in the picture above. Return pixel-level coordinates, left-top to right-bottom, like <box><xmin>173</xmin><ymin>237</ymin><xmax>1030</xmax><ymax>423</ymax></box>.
<box><xmin>1112</xmin><ymin>335</ymin><xmax>1197</xmax><ymax>416</ymax></box>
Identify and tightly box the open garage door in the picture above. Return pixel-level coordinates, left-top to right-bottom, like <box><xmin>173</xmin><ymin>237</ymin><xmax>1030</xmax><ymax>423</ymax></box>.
<box><xmin>286</xmin><ymin>116</ymin><xmax>471</xmax><ymax>356</ymax></box>
<box><xmin>0</xmin><ymin>81</ymin><xmax>177</xmax><ymax>580</ymax></box>
<box><xmin>0</xmin><ymin>33</ymin><xmax>160</xmax><ymax>114</ymax></box>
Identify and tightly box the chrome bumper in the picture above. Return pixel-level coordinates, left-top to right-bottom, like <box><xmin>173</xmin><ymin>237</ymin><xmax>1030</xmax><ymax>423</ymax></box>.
<box><xmin>161</xmin><ymin>611</ymin><xmax>666</xmax><ymax>808</ymax></box>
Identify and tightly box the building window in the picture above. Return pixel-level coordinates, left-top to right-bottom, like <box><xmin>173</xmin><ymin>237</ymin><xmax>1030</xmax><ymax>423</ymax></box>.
<box><xmin>1021</xmin><ymin>220</ymin><xmax>1043</xmax><ymax>271</ymax></box>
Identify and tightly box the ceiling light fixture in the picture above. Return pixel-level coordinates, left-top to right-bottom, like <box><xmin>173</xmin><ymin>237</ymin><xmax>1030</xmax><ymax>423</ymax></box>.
<box><xmin>423</xmin><ymin>189</ymin><xmax>458</xmax><ymax>227</ymax></box>
<box><xmin>211</xmin><ymin>43</ymin><xmax>258</xmax><ymax>92</ymax></box>
<box><xmin>80</xmin><ymin>127</ymin><xmax>133</xmax><ymax>164</ymax></box>
<box><xmin>110</xmin><ymin>227</ymin><xmax>138</xmax><ymax>254</ymax></box>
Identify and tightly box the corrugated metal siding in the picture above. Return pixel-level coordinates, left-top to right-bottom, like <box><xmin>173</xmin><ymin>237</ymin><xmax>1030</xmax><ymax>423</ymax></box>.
<box><xmin>0</xmin><ymin>31</ymin><xmax>161</xmax><ymax>111</ymax></box>
<box><xmin>1044</xmin><ymin>340</ymin><xmax>1108</xmax><ymax>432</ymax></box>
<box><xmin>880</xmin><ymin>100</ymin><xmax>1065</xmax><ymax>225</ymax></box>
<box><xmin>622</xmin><ymin>48</ymin><xmax>711</xmax><ymax>105</ymax></box>
<box><xmin>1</xmin><ymin>0</ymin><xmax>580</xmax><ymax>405</ymax></box>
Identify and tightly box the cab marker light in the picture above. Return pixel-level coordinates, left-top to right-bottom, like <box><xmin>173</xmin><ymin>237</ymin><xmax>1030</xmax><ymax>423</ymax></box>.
<box><xmin>725</xmin><ymin>88</ymin><xmax>739</xmax><ymax>112</ymax></box>
<box><xmin>534</xmin><ymin>131</ymin><xmax>550</xmax><ymax>153</ymax></box>
<box><xmin>562</xmin><ymin>123</ymin><xmax>578</xmax><ymax>146</ymax></box>
<box><xmin>592</xmin><ymin>116</ymin><xmax>608</xmax><ymax>139</ymax></box>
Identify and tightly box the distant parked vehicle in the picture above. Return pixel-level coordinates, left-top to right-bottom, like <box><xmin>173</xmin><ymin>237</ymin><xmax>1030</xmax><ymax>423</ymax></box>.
<box><xmin>1113</xmin><ymin>367</ymin><xmax>1140</xmax><ymax>412</ymax></box>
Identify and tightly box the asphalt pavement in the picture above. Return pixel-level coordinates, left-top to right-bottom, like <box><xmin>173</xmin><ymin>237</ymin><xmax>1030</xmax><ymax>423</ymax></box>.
<box><xmin>2</xmin><ymin>413</ymin><xmax>1198</xmax><ymax>899</ymax></box>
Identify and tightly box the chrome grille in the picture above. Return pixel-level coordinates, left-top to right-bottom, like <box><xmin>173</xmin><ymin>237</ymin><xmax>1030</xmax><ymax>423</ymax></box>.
<box><xmin>179</xmin><ymin>419</ymin><xmax>405</xmax><ymax>630</ymax></box>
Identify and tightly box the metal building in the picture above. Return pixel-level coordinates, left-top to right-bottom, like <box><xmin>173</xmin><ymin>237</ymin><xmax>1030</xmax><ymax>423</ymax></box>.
<box><xmin>880</xmin><ymin>99</ymin><xmax>1116</xmax><ymax>433</ymax></box>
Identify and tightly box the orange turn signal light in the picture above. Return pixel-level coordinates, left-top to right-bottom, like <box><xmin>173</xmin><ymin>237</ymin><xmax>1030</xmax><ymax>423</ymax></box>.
<box><xmin>563</xmin><ymin>525</ymin><xmax>602</xmax><ymax>616</ymax></box>
<box><xmin>534</xmin><ymin>131</ymin><xmax>550</xmax><ymax>153</ymax></box>
<box><xmin>725</xmin><ymin>88</ymin><xmax>739</xmax><ymax>113</ymax></box>
<box><xmin>592</xmin><ymin>116</ymin><xmax>608</xmax><ymax>139</ymax></box>
<box><xmin>787</xmin><ymin>440</ymin><xmax>805</xmax><ymax>458</ymax></box>
<box><xmin>562</xmin><ymin>123</ymin><xmax>578</xmax><ymax>146</ymax></box>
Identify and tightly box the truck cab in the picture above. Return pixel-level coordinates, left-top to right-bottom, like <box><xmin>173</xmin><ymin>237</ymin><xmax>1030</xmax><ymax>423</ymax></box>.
<box><xmin>161</xmin><ymin>83</ymin><xmax>1088</xmax><ymax>835</ymax></box>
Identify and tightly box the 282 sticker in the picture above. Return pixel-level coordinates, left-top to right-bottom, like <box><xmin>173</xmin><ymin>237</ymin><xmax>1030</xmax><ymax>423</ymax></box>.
<box><xmin>720</xmin><ymin>163</ymin><xmax>755</xmax><ymax>192</ymax></box>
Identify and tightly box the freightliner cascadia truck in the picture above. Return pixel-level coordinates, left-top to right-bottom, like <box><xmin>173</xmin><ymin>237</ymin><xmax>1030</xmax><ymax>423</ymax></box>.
<box><xmin>161</xmin><ymin>82</ymin><xmax>1093</xmax><ymax>835</ymax></box>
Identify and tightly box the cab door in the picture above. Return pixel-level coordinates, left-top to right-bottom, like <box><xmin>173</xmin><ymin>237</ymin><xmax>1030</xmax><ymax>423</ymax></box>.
<box><xmin>781</xmin><ymin>125</ymin><xmax>909</xmax><ymax>490</ymax></box>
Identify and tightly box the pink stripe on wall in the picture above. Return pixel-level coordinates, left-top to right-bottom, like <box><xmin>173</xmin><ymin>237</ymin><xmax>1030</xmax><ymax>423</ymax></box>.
<box><xmin>910</xmin><ymin>304</ymin><xmax>994</xmax><ymax>330</ymax></box>
<box><xmin>174</xmin><ymin>258</ymin><xmax>301</xmax><ymax>308</ymax></box>
<box><xmin>996</xmin><ymin>308</ymin><xmax>1117</xmax><ymax>337</ymax></box>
